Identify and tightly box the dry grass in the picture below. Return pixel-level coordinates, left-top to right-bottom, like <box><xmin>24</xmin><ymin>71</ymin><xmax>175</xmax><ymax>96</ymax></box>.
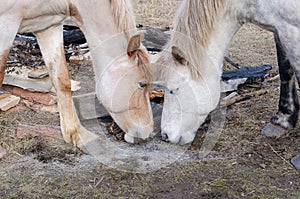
<box><xmin>132</xmin><ymin>0</ymin><xmax>182</xmax><ymax>27</ymax></box>
<box><xmin>226</xmin><ymin>25</ymin><xmax>277</xmax><ymax>71</ymax></box>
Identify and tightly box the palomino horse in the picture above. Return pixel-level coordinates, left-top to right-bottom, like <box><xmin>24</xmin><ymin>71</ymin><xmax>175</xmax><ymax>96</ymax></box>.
<box><xmin>0</xmin><ymin>0</ymin><xmax>153</xmax><ymax>147</ymax></box>
<box><xmin>153</xmin><ymin>0</ymin><xmax>300</xmax><ymax>168</ymax></box>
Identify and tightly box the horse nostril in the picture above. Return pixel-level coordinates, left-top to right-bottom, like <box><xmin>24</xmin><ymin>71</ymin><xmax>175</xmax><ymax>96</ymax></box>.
<box><xmin>170</xmin><ymin>88</ymin><xmax>179</xmax><ymax>95</ymax></box>
<box><xmin>161</xmin><ymin>133</ymin><xmax>169</xmax><ymax>141</ymax></box>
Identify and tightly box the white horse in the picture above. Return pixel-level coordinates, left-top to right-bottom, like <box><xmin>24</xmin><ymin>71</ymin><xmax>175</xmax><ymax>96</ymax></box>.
<box><xmin>153</xmin><ymin>0</ymin><xmax>300</xmax><ymax>168</ymax></box>
<box><xmin>0</xmin><ymin>0</ymin><xmax>153</xmax><ymax>148</ymax></box>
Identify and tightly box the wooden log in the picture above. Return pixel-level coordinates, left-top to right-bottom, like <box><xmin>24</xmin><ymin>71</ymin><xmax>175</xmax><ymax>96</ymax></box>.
<box><xmin>63</xmin><ymin>29</ymin><xmax>86</xmax><ymax>45</ymax></box>
<box><xmin>16</xmin><ymin>26</ymin><xmax>170</xmax><ymax>51</ymax></box>
<box><xmin>22</xmin><ymin>99</ymin><xmax>58</xmax><ymax>113</ymax></box>
<box><xmin>15</xmin><ymin>27</ymin><xmax>86</xmax><ymax>47</ymax></box>
<box><xmin>16</xmin><ymin>123</ymin><xmax>63</xmax><ymax>140</ymax></box>
<box><xmin>0</xmin><ymin>95</ymin><xmax>20</xmax><ymax>111</ymax></box>
<box><xmin>222</xmin><ymin>65</ymin><xmax>272</xmax><ymax>83</ymax></box>
<box><xmin>139</xmin><ymin>27</ymin><xmax>170</xmax><ymax>51</ymax></box>
<box><xmin>220</xmin><ymin>89</ymin><xmax>268</xmax><ymax>107</ymax></box>
<box><xmin>3</xmin><ymin>85</ymin><xmax>57</xmax><ymax>106</ymax></box>
<box><xmin>28</xmin><ymin>68</ymin><xmax>49</xmax><ymax>79</ymax></box>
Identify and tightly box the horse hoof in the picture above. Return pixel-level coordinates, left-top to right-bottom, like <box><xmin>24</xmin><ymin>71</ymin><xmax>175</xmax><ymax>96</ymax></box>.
<box><xmin>261</xmin><ymin>123</ymin><xmax>287</xmax><ymax>138</ymax></box>
<box><xmin>291</xmin><ymin>153</ymin><xmax>300</xmax><ymax>170</ymax></box>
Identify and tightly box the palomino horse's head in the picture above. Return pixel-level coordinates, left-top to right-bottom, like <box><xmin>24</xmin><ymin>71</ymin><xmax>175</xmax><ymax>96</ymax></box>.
<box><xmin>153</xmin><ymin>46</ymin><xmax>221</xmax><ymax>145</ymax></box>
<box><xmin>98</xmin><ymin>34</ymin><xmax>154</xmax><ymax>143</ymax></box>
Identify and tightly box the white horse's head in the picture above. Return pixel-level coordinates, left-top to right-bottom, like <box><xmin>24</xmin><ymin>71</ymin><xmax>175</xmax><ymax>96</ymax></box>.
<box><xmin>98</xmin><ymin>34</ymin><xmax>153</xmax><ymax>143</ymax></box>
<box><xmin>154</xmin><ymin>46</ymin><xmax>221</xmax><ymax>145</ymax></box>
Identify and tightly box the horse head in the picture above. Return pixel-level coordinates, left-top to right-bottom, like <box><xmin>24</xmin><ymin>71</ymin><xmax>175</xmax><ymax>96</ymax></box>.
<box><xmin>152</xmin><ymin>45</ymin><xmax>221</xmax><ymax>145</ymax></box>
<box><xmin>98</xmin><ymin>34</ymin><xmax>154</xmax><ymax>143</ymax></box>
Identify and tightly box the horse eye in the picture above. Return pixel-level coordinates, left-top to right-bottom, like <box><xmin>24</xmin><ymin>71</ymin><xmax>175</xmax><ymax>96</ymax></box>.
<box><xmin>138</xmin><ymin>81</ymin><xmax>147</xmax><ymax>89</ymax></box>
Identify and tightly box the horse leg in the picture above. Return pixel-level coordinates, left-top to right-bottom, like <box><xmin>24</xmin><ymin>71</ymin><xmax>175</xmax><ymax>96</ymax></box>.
<box><xmin>0</xmin><ymin>48</ymin><xmax>10</xmax><ymax>88</ymax></box>
<box><xmin>34</xmin><ymin>25</ymin><xmax>98</xmax><ymax>149</ymax></box>
<box><xmin>262</xmin><ymin>32</ymin><xmax>299</xmax><ymax>137</ymax></box>
<box><xmin>0</xmin><ymin>21</ymin><xmax>20</xmax><ymax>87</ymax></box>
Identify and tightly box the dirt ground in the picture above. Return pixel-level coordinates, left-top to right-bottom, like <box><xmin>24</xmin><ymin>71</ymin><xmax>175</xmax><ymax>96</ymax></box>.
<box><xmin>1</xmin><ymin>1</ymin><xmax>300</xmax><ymax>198</ymax></box>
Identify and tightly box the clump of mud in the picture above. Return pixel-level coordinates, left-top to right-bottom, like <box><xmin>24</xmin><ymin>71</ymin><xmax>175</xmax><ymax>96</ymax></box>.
<box><xmin>15</xmin><ymin>135</ymin><xmax>82</xmax><ymax>164</ymax></box>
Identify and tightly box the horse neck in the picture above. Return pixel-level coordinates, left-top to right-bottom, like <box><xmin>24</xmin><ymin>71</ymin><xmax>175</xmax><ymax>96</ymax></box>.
<box><xmin>71</xmin><ymin>0</ymin><xmax>136</xmax><ymax>79</ymax></box>
<box><xmin>203</xmin><ymin>13</ymin><xmax>241</xmax><ymax>79</ymax></box>
<box><xmin>179</xmin><ymin>8</ymin><xmax>241</xmax><ymax>89</ymax></box>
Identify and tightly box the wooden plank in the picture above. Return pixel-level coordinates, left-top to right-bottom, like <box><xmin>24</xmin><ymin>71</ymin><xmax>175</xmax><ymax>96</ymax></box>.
<box><xmin>16</xmin><ymin>123</ymin><xmax>63</xmax><ymax>140</ymax></box>
<box><xmin>220</xmin><ymin>89</ymin><xmax>268</xmax><ymax>107</ymax></box>
<box><xmin>22</xmin><ymin>99</ymin><xmax>58</xmax><ymax>113</ymax></box>
<box><xmin>28</xmin><ymin>68</ymin><xmax>49</xmax><ymax>79</ymax></box>
<box><xmin>0</xmin><ymin>95</ymin><xmax>20</xmax><ymax>111</ymax></box>
<box><xmin>3</xmin><ymin>85</ymin><xmax>57</xmax><ymax>106</ymax></box>
<box><xmin>72</xmin><ymin>92</ymin><xmax>109</xmax><ymax>120</ymax></box>
<box><xmin>3</xmin><ymin>69</ymin><xmax>55</xmax><ymax>93</ymax></box>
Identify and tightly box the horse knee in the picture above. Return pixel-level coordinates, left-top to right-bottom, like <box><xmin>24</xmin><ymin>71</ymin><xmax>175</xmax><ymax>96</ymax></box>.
<box><xmin>0</xmin><ymin>49</ymin><xmax>10</xmax><ymax>86</ymax></box>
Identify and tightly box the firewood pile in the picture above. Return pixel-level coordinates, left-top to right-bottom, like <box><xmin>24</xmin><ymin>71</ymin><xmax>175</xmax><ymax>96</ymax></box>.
<box><xmin>1</xmin><ymin>26</ymin><xmax>88</xmax><ymax>113</ymax></box>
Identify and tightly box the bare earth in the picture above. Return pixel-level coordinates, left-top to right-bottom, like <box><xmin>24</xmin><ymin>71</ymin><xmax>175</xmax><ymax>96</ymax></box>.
<box><xmin>1</xmin><ymin>1</ymin><xmax>300</xmax><ymax>198</ymax></box>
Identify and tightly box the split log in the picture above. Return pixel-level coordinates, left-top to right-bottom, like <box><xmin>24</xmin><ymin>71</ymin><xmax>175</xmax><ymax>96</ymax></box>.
<box><xmin>15</xmin><ymin>27</ymin><xmax>86</xmax><ymax>47</ymax></box>
<box><xmin>3</xmin><ymin>85</ymin><xmax>57</xmax><ymax>106</ymax></box>
<box><xmin>220</xmin><ymin>89</ymin><xmax>268</xmax><ymax>107</ymax></box>
<box><xmin>63</xmin><ymin>29</ymin><xmax>86</xmax><ymax>45</ymax></box>
<box><xmin>0</xmin><ymin>95</ymin><xmax>20</xmax><ymax>111</ymax></box>
<box><xmin>16</xmin><ymin>123</ymin><xmax>63</xmax><ymax>141</ymax></box>
<box><xmin>222</xmin><ymin>65</ymin><xmax>272</xmax><ymax>83</ymax></box>
<box><xmin>28</xmin><ymin>68</ymin><xmax>49</xmax><ymax>79</ymax></box>
<box><xmin>15</xmin><ymin>26</ymin><xmax>170</xmax><ymax>51</ymax></box>
<box><xmin>220</xmin><ymin>78</ymin><xmax>247</xmax><ymax>93</ymax></box>
<box><xmin>138</xmin><ymin>27</ymin><xmax>170</xmax><ymax>51</ymax></box>
<box><xmin>22</xmin><ymin>99</ymin><xmax>58</xmax><ymax>113</ymax></box>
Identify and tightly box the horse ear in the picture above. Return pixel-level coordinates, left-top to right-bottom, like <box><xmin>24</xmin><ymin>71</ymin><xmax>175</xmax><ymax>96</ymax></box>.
<box><xmin>127</xmin><ymin>34</ymin><xmax>144</xmax><ymax>60</ymax></box>
<box><xmin>171</xmin><ymin>46</ymin><xmax>189</xmax><ymax>65</ymax></box>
